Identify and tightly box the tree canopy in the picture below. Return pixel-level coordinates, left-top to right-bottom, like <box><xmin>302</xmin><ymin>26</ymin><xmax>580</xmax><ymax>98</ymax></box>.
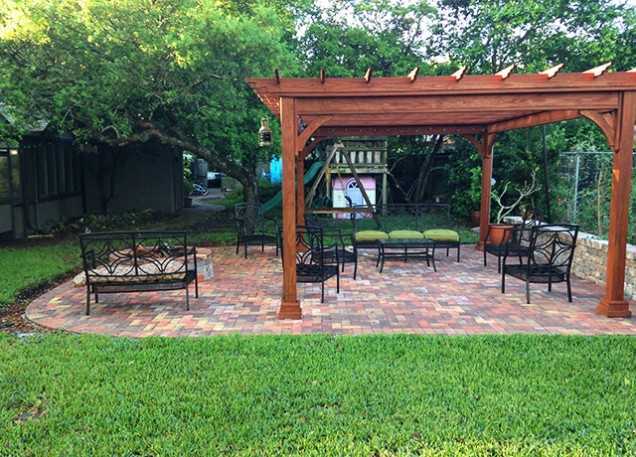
<box><xmin>0</xmin><ymin>0</ymin><xmax>296</xmax><ymax>185</ymax></box>
<box><xmin>0</xmin><ymin>0</ymin><xmax>634</xmax><ymax>224</ymax></box>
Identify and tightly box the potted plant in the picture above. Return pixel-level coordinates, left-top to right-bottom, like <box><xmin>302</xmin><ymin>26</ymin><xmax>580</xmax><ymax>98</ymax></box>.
<box><xmin>470</xmin><ymin>209</ymin><xmax>481</xmax><ymax>226</ymax></box>
<box><xmin>489</xmin><ymin>170</ymin><xmax>539</xmax><ymax>245</ymax></box>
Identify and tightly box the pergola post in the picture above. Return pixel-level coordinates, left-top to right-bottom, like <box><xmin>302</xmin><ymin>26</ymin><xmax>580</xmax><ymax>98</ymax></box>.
<box><xmin>597</xmin><ymin>91</ymin><xmax>635</xmax><ymax>318</ymax></box>
<box><xmin>295</xmin><ymin>156</ymin><xmax>305</xmax><ymax>225</ymax></box>
<box><xmin>278</xmin><ymin>97</ymin><xmax>301</xmax><ymax>320</ymax></box>
<box><xmin>476</xmin><ymin>134</ymin><xmax>496</xmax><ymax>250</ymax></box>
<box><xmin>478</xmin><ymin>154</ymin><xmax>493</xmax><ymax>249</ymax></box>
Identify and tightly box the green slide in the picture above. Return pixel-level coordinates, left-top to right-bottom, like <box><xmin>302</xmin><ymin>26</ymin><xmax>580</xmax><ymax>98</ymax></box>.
<box><xmin>261</xmin><ymin>161</ymin><xmax>324</xmax><ymax>215</ymax></box>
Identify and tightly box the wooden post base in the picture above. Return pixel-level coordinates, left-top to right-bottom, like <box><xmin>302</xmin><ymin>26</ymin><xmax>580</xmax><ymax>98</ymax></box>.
<box><xmin>278</xmin><ymin>301</ymin><xmax>302</xmax><ymax>320</ymax></box>
<box><xmin>596</xmin><ymin>299</ymin><xmax>632</xmax><ymax>318</ymax></box>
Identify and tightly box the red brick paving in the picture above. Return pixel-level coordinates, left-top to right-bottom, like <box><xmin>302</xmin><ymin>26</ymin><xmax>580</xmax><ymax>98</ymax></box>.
<box><xmin>25</xmin><ymin>245</ymin><xmax>636</xmax><ymax>336</ymax></box>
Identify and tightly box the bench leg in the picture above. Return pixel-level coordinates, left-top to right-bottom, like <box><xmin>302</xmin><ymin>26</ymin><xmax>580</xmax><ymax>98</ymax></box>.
<box><xmin>95</xmin><ymin>293</ymin><xmax>99</xmax><ymax>304</ymax></box>
<box><xmin>353</xmin><ymin>256</ymin><xmax>358</xmax><ymax>280</ymax></box>
<box><xmin>185</xmin><ymin>285</ymin><xmax>190</xmax><ymax>311</ymax></box>
<box><xmin>457</xmin><ymin>244</ymin><xmax>460</xmax><ymax>262</ymax></box>
<box><xmin>85</xmin><ymin>288</ymin><xmax>91</xmax><ymax>316</ymax></box>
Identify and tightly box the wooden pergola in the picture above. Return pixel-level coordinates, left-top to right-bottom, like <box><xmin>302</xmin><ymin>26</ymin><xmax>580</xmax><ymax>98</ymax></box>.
<box><xmin>247</xmin><ymin>64</ymin><xmax>636</xmax><ymax>320</ymax></box>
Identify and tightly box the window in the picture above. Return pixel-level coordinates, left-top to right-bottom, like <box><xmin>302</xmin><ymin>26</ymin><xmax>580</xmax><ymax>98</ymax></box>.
<box><xmin>35</xmin><ymin>141</ymin><xmax>81</xmax><ymax>200</ymax></box>
<box><xmin>11</xmin><ymin>149</ymin><xmax>21</xmax><ymax>204</ymax></box>
<box><xmin>0</xmin><ymin>148</ymin><xmax>20</xmax><ymax>204</ymax></box>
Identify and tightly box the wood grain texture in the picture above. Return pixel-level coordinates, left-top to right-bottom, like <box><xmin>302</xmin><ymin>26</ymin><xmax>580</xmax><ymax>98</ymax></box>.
<box><xmin>477</xmin><ymin>134</ymin><xmax>497</xmax><ymax>250</ymax></box>
<box><xmin>315</xmin><ymin>125</ymin><xmax>485</xmax><ymax>137</ymax></box>
<box><xmin>279</xmin><ymin>97</ymin><xmax>301</xmax><ymax>319</ymax></box>
<box><xmin>539</xmin><ymin>63</ymin><xmax>564</xmax><ymax>79</ymax></box>
<box><xmin>597</xmin><ymin>91</ymin><xmax>635</xmax><ymax>317</ymax></box>
<box><xmin>488</xmin><ymin>110</ymin><xmax>581</xmax><ymax>133</ymax></box>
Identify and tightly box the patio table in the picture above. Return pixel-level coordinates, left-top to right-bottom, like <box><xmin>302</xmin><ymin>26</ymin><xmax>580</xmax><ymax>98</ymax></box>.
<box><xmin>376</xmin><ymin>239</ymin><xmax>437</xmax><ymax>273</ymax></box>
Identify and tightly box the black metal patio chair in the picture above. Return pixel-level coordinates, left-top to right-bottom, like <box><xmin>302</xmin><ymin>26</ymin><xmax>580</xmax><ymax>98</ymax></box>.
<box><xmin>501</xmin><ymin>224</ymin><xmax>579</xmax><ymax>304</ymax></box>
<box><xmin>306</xmin><ymin>213</ymin><xmax>358</xmax><ymax>279</ymax></box>
<box><xmin>484</xmin><ymin>220</ymin><xmax>535</xmax><ymax>273</ymax></box>
<box><xmin>282</xmin><ymin>225</ymin><xmax>340</xmax><ymax>303</ymax></box>
<box><xmin>234</xmin><ymin>203</ymin><xmax>279</xmax><ymax>258</ymax></box>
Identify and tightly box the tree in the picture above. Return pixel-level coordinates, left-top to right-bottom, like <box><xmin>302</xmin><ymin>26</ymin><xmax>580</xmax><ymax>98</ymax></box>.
<box><xmin>431</xmin><ymin>0</ymin><xmax>635</xmax><ymax>223</ymax></box>
<box><xmin>0</xmin><ymin>0</ymin><xmax>297</xmax><ymax>217</ymax></box>
<box><xmin>432</xmin><ymin>0</ymin><xmax>635</xmax><ymax>73</ymax></box>
<box><xmin>297</xmin><ymin>0</ymin><xmax>435</xmax><ymax>77</ymax></box>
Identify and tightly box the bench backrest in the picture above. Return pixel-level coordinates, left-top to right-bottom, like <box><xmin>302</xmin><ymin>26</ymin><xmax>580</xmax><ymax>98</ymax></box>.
<box><xmin>79</xmin><ymin>231</ymin><xmax>190</xmax><ymax>284</ymax></box>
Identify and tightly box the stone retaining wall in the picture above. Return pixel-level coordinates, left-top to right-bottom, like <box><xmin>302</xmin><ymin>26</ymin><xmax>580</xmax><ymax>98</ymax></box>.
<box><xmin>571</xmin><ymin>232</ymin><xmax>636</xmax><ymax>299</ymax></box>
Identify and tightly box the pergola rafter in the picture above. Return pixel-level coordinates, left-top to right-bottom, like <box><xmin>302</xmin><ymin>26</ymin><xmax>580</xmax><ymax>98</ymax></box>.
<box><xmin>247</xmin><ymin>67</ymin><xmax>636</xmax><ymax>320</ymax></box>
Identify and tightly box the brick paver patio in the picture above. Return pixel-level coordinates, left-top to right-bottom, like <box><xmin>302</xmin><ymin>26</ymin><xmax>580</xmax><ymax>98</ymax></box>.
<box><xmin>26</xmin><ymin>245</ymin><xmax>636</xmax><ymax>336</ymax></box>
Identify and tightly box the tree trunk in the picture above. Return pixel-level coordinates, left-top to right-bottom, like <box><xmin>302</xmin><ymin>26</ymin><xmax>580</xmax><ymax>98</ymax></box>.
<box><xmin>414</xmin><ymin>135</ymin><xmax>444</xmax><ymax>202</ymax></box>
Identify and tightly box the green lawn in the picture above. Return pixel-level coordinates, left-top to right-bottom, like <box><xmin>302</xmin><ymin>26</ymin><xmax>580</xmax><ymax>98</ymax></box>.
<box><xmin>1</xmin><ymin>334</ymin><xmax>635</xmax><ymax>456</ymax></box>
<box><xmin>0</xmin><ymin>240</ymin><xmax>80</xmax><ymax>307</ymax></box>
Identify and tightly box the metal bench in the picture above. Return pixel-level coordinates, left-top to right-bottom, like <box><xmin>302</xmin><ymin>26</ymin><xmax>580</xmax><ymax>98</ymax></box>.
<box><xmin>79</xmin><ymin>231</ymin><xmax>198</xmax><ymax>315</ymax></box>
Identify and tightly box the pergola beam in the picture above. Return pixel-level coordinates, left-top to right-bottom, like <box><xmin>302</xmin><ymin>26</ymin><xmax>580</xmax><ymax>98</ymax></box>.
<box><xmin>295</xmin><ymin>93</ymin><xmax>619</xmax><ymax>116</ymax></box>
<box><xmin>248</xmin><ymin>72</ymin><xmax>636</xmax><ymax>99</ymax></box>
<box><xmin>539</xmin><ymin>63</ymin><xmax>564</xmax><ymax>79</ymax></box>
<box><xmin>496</xmin><ymin>64</ymin><xmax>515</xmax><ymax>80</ymax></box>
<box><xmin>584</xmin><ymin>62</ymin><xmax>612</xmax><ymax>78</ymax></box>
<box><xmin>364</xmin><ymin>67</ymin><xmax>373</xmax><ymax>83</ymax></box>
<box><xmin>408</xmin><ymin>67</ymin><xmax>419</xmax><ymax>83</ymax></box>
<box><xmin>452</xmin><ymin>66</ymin><xmax>467</xmax><ymax>82</ymax></box>
<box><xmin>315</xmin><ymin>125</ymin><xmax>485</xmax><ymax>138</ymax></box>
<box><xmin>488</xmin><ymin>110</ymin><xmax>581</xmax><ymax>133</ymax></box>
<box><xmin>580</xmin><ymin>110</ymin><xmax>617</xmax><ymax>150</ymax></box>
<box><xmin>296</xmin><ymin>116</ymin><xmax>332</xmax><ymax>154</ymax></box>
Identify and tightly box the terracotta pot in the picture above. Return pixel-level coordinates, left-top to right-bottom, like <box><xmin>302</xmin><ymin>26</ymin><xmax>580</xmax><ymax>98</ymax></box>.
<box><xmin>488</xmin><ymin>223</ymin><xmax>513</xmax><ymax>245</ymax></box>
<box><xmin>470</xmin><ymin>210</ymin><xmax>481</xmax><ymax>226</ymax></box>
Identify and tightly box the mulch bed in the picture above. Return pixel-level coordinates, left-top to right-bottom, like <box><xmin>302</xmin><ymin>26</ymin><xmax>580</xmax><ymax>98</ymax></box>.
<box><xmin>0</xmin><ymin>271</ymin><xmax>79</xmax><ymax>336</ymax></box>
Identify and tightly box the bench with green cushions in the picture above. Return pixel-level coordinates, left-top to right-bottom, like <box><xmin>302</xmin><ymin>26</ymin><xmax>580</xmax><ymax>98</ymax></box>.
<box><xmin>354</xmin><ymin>228</ymin><xmax>461</xmax><ymax>262</ymax></box>
<box><xmin>354</xmin><ymin>230</ymin><xmax>389</xmax><ymax>242</ymax></box>
<box><xmin>422</xmin><ymin>229</ymin><xmax>461</xmax><ymax>262</ymax></box>
<box><xmin>422</xmin><ymin>229</ymin><xmax>459</xmax><ymax>242</ymax></box>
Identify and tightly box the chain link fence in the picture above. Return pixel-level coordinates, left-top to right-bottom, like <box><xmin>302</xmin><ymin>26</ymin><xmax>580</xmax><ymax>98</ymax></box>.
<box><xmin>558</xmin><ymin>151</ymin><xmax>635</xmax><ymax>243</ymax></box>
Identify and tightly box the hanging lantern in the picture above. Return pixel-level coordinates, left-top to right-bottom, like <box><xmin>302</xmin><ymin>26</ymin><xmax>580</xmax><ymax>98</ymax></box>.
<box><xmin>258</xmin><ymin>117</ymin><xmax>272</xmax><ymax>147</ymax></box>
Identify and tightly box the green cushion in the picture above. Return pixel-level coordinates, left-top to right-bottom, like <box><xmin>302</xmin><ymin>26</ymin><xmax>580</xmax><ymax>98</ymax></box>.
<box><xmin>388</xmin><ymin>230</ymin><xmax>424</xmax><ymax>240</ymax></box>
<box><xmin>354</xmin><ymin>230</ymin><xmax>389</xmax><ymax>242</ymax></box>
<box><xmin>423</xmin><ymin>229</ymin><xmax>460</xmax><ymax>242</ymax></box>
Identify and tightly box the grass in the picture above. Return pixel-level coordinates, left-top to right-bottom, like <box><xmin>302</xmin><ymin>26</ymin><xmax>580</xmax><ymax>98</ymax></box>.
<box><xmin>0</xmin><ymin>240</ymin><xmax>80</xmax><ymax>307</ymax></box>
<box><xmin>1</xmin><ymin>334</ymin><xmax>636</xmax><ymax>456</ymax></box>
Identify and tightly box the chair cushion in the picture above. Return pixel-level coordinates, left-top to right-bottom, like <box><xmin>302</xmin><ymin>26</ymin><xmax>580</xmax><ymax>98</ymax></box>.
<box><xmin>423</xmin><ymin>229</ymin><xmax>460</xmax><ymax>242</ymax></box>
<box><xmin>388</xmin><ymin>230</ymin><xmax>424</xmax><ymax>240</ymax></box>
<box><xmin>354</xmin><ymin>230</ymin><xmax>389</xmax><ymax>242</ymax></box>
